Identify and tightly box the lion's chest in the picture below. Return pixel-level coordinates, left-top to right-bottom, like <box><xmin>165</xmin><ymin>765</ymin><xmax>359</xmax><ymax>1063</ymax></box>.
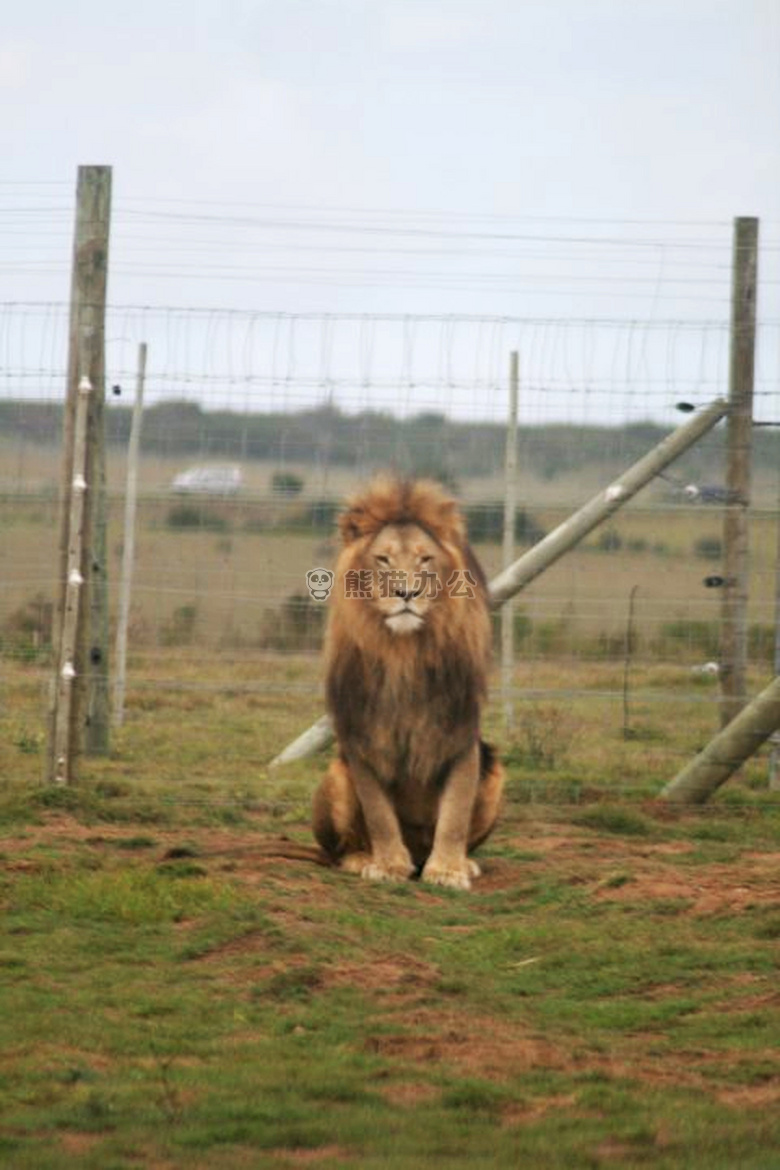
<box><xmin>363</xmin><ymin>667</ymin><xmax>472</xmax><ymax>790</ymax></box>
<box><xmin>327</xmin><ymin>628</ymin><xmax>483</xmax><ymax>792</ymax></box>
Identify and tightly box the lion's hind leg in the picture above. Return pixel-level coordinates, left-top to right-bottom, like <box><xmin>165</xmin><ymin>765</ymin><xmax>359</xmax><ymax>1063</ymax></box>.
<box><xmin>467</xmin><ymin>741</ymin><xmax>505</xmax><ymax>856</ymax></box>
<box><xmin>312</xmin><ymin>757</ymin><xmax>369</xmax><ymax>865</ymax></box>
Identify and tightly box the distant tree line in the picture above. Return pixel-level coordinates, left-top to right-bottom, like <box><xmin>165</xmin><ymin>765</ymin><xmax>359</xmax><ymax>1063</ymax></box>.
<box><xmin>2</xmin><ymin>398</ymin><xmax>777</xmax><ymax>483</ymax></box>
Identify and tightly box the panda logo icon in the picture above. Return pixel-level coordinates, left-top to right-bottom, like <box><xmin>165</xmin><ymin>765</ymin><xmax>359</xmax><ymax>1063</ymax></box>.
<box><xmin>306</xmin><ymin>568</ymin><xmax>334</xmax><ymax>601</ymax></box>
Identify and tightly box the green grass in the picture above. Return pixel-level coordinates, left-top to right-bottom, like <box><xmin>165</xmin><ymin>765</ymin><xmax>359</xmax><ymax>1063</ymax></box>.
<box><xmin>2</xmin><ymin>655</ymin><xmax>780</xmax><ymax>1167</ymax></box>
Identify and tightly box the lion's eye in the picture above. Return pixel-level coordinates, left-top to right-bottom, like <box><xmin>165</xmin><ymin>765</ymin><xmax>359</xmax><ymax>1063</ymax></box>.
<box><xmin>419</xmin><ymin>555</ymin><xmax>433</xmax><ymax>565</ymax></box>
<box><xmin>375</xmin><ymin>554</ymin><xmax>390</xmax><ymax>566</ymax></box>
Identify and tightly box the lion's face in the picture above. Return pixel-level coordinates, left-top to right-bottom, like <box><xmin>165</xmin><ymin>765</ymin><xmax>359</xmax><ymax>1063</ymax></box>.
<box><xmin>366</xmin><ymin>523</ymin><xmax>449</xmax><ymax>636</ymax></box>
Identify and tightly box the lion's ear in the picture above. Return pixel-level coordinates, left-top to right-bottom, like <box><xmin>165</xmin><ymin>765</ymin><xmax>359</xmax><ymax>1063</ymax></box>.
<box><xmin>338</xmin><ymin>506</ymin><xmax>367</xmax><ymax>545</ymax></box>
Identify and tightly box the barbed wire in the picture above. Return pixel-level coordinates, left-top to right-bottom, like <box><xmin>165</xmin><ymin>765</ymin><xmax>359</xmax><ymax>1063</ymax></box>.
<box><xmin>2</xmin><ymin>191</ymin><xmax>779</xmax><ymax>327</ymax></box>
<box><xmin>2</xmin><ymin>301</ymin><xmax>779</xmax><ymax>428</ymax></box>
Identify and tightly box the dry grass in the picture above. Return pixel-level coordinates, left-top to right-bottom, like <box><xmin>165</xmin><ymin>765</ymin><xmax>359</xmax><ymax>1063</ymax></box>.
<box><xmin>2</xmin><ymin>451</ymin><xmax>778</xmax><ymax>657</ymax></box>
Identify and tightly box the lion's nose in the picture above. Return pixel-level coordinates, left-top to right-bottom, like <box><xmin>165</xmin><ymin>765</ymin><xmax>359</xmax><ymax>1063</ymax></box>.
<box><xmin>393</xmin><ymin>584</ymin><xmax>421</xmax><ymax>601</ymax></box>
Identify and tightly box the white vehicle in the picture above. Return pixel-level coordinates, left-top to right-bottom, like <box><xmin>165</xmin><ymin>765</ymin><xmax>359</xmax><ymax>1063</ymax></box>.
<box><xmin>171</xmin><ymin>465</ymin><xmax>242</xmax><ymax>496</ymax></box>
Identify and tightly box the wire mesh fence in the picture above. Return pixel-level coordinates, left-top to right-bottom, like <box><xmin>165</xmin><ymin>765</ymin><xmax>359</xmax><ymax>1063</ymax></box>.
<box><xmin>1</xmin><ymin>300</ymin><xmax>779</xmax><ymax>798</ymax></box>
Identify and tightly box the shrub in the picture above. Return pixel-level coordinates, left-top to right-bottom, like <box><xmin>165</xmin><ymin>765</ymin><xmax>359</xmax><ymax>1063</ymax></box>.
<box><xmin>574</xmin><ymin>805</ymin><xmax>652</xmax><ymax>837</ymax></box>
<box><xmin>694</xmin><ymin>536</ymin><xmax>722</xmax><ymax>561</ymax></box>
<box><xmin>286</xmin><ymin>500</ymin><xmax>340</xmax><ymax>533</ymax></box>
<box><xmin>530</xmin><ymin>618</ymin><xmax>571</xmax><ymax>656</ymax></box>
<box><xmin>749</xmin><ymin>624</ymin><xmax>776</xmax><ymax>664</ymax></box>
<box><xmin>272</xmin><ymin>472</ymin><xmax>304</xmax><ymax>497</ymax></box>
<box><xmin>160</xmin><ymin>605</ymin><xmax>198</xmax><ymax>647</ymax></box>
<box><xmin>0</xmin><ymin>593</ymin><xmax>53</xmax><ymax>661</ymax></box>
<box><xmin>491</xmin><ymin>610</ymin><xmax>532</xmax><ymax>650</ymax></box>
<box><xmin>464</xmin><ymin>503</ymin><xmax>546</xmax><ymax>546</ymax></box>
<box><xmin>505</xmin><ymin>704</ymin><xmax>578</xmax><ymax>771</ymax></box>
<box><xmin>167</xmin><ymin>505</ymin><xmax>229</xmax><ymax>533</ymax></box>
<box><xmin>597</xmin><ymin>528</ymin><xmax>622</xmax><ymax>553</ymax></box>
<box><xmin>259</xmin><ymin>593</ymin><xmax>326</xmax><ymax>653</ymax></box>
<box><xmin>658</xmin><ymin>619</ymin><xmax>720</xmax><ymax>660</ymax></box>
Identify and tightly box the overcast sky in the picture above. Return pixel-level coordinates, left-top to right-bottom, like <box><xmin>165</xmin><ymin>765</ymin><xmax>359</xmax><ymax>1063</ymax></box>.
<box><xmin>1</xmin><ymin>0</ymin><xmax>778</xmax><ymax>421</ymax></box>
<box><xmin>3</xmin><ymin>0</ymin><xmax>778</xmax><ymax>219</ymax></box>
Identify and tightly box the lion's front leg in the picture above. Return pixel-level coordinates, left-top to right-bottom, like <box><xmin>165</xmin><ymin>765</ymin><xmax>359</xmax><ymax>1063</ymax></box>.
<box><xmin>345</xmin><ymin>758</ymin><xmax>415</xmax><ymax>883</ymax></box>
<box><xmin>421</xmin><ymin>742</ymin><xmax>480</xmax><ymax>891</ymax></box>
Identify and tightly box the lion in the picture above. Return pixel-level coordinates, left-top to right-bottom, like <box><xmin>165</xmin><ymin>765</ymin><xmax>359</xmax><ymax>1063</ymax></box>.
<box><xmin>312</xmin><ymin>474</ymin><xmax>504</xmax><ymax>890</ymax></box>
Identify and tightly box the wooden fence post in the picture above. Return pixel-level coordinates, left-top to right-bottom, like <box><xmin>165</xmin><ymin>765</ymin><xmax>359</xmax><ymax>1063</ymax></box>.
<box><xmin>769</xmin><ymin>470</ymin><xmax>780</xmax><ymax>790</ymax></box>
<box><xmin>113</xmin><ymin>342</ymin><xmax>147</xmax><ymax>729</ymax></box>
<box><xmin>720</xmin><ymin>216</ymin><xmax>758</xmax><ymax>727</ymax></box>
<box><xmin>48</xmin><ymin>165</ymin><xmax>112</xmax><ymax>781</ymax></box>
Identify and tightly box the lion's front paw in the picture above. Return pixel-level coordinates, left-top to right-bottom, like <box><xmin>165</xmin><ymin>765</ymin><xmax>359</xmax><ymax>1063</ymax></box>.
<box><xmin>362</xmin><ymin>860</ymin><xmax>415</xmax><ymax>883</ymax></box>
<box><xmin>340</xmin><ymin>852</ymin><xmax>414</xmax><ymax>883</ymax></box>
<box><xmin>421</xmin><ymin>857</ymin><xmax>474</xmax><ymax>891</ymax></box>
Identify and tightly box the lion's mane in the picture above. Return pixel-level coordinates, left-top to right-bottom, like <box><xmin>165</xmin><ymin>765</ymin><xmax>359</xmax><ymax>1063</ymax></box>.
<box><xmin>324</xmin><ymin>475</ymin><xmax>492</xmax><ymax>779</ymax></box>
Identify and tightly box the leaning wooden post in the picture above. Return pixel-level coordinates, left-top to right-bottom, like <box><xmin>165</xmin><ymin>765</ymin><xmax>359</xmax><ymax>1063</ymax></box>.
<box><xmin>269</xmin><ymin>397</ymin><xmax>729</xmax><ymax>766</ymax></box>
<box><xmin>113</xmin><ymin>341</ymin><xmax>147</xmax><ymax>729</ymax></box>
<box><xmin>720</xmin><ymin>216</ymin><xmax>758</xmax><ymax>727</ymax></box>
<box><xmin>488</xmin><ymin>397</ymin><xmax>729</xmax><ymax>607</ymax></box>
<box><xmin>271</xmin><ymin>714</ymin><xmax>335</xmax><ymax>767</ymax></box>
<box><xmin>501</xmin><ymin>351</ymin><xmax>519</xmax><ymax>732</ymax></box>
<box><xmin>661</xmin><ymin>675</ymin><xmax>780</xmax><ymax>804</ymax></box>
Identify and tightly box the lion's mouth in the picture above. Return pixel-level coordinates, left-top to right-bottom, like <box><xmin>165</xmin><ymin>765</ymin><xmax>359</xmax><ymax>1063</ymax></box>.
<box><xmin>385</xmin><ymin>609</ymin><xmax>424</xmax><ymax>635</ymax></box>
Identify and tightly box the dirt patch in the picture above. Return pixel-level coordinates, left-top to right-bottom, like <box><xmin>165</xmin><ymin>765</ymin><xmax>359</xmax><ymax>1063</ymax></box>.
<box><xmin>0</xmin><ymin>814</ymin><xmax>324</xmax><ymax>870</ymax></box>
<box><xmin>732</xmin><ymin>992</ymin><xmax>780</xmax><ymax>1011</ymax></box>
<box><xmin>365</xmin><ymin>1004</ymin><xmax>780</xmax><ymax>1099</ymax></box>
<box><xmin>501</xmin><ymin>1092</ymin><xmax>579</xmax><ymax>1126</ymax></box>
<box><xmin>470</xmin><ymin>857</ymin><xmax>529</xmax><ymax>893</ymax></box>
<box><xmin>715</xmin><ymin>1083</ymin><xmax>780</xmax><ymax>1108</ymax></box>
<box><xmin>366</xmin><ymin>1007</ymin><xmax>564</xmax><ymax>1080</ymax></box>
<box><xmin>494</xmin><ymin>824</ymin><xmax>780</xmax><ymax>918</ymax></box>
<box><xmin>380</xmin><ymin>1080</ymin><xmax>441</xmax><ymax>1107</ymax></box>
<box><xmin>58</xmin><ymin>1132</ymin><xmax>104</xmax><ymax>1156</ymax></box>
<box><xmin>593</xmin><ymin>862</ymin><xmax>779</xmax><ymax>916</ymax></box>
<box><xmin>274</xmin><ymin>1146</ymin><xmax>354</xmax><ymax>1166</ymax></box>
<box><xmin>322</xmin><ymin>955</ymin><xmax>439</xmax><ymax>998</ymax></box>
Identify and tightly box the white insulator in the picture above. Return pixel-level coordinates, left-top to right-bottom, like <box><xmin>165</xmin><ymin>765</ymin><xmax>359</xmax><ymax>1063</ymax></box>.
<box><xmin>68</xmin><ymin>568</ymin><xmax>84</xmax><ymax>586</ymax></box>
<box><xmin>78</xmin><ymin>376</ymin><xmax>93</xmax><ymax>394</ymax></box>
<box><xmin>73</xmin><ymin>474</ymin><xmax>87</xmax><ymax>493</ymax></box>
<box><xmin>691</xmin><ymin>661</ymin><xmax>720</xmax><ymax>677</ymax></box>
<box><xmin>61</xmin><ymin>661</ymin><xmax>77</xmax><ymax>680</ymax></box>
<box><xmin>605</xmin><ymin>483</ymin><xmax>625</xmax><ymax>502</ymax></box>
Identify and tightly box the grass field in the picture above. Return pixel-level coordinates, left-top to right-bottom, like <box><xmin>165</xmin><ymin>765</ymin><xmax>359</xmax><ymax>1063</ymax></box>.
<box><xmin>2</xmin><ymin>652</ymin><xmax>780</xmax><ymax>1168</ymax></box>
